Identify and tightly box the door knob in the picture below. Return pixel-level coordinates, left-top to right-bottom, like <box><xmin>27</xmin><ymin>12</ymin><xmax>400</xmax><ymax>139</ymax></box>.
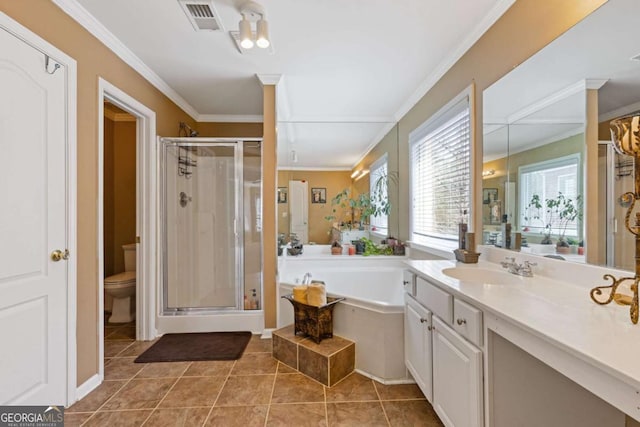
<box><xmin>51</xmin><ymin>249</ymin><xmax>70</xmax><ymax>262</ymax></box>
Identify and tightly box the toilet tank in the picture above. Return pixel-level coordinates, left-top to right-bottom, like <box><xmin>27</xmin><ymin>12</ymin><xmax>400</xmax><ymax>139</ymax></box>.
<box><xmin>122</xmin><ymin>243</ymin><xmax>137</xmax><ymax>272</ymax></box>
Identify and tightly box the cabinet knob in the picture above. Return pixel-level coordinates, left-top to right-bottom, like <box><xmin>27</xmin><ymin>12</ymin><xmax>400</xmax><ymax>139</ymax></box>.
<box><xmin>456</xmin><ymin>318</ymin><xmax>467</xmax><ymax>325</ymax></box>
<box><xmin>427</xmin><ymin>325</ymin><xmax>434</xmax><ymax>331</ymax></box>
<box><xmin>403</xmin><ymin>280</ymin><xmax>410</xmax><ymax>285</ymax></box>
<box><xmin>419</xmin><ymin>318</ymin><xmax>427</xmax><ymax>323</ymax></box>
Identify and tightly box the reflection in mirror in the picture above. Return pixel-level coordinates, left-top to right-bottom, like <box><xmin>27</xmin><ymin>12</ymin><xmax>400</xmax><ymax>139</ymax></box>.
<box><xmin>276</xmin><ymin>121</ymin><xmax>398</xmax><ymax>245</ymax></box>
<box><xmin>482</xmin><ymin>0</ymin><xmax>640</xmax><ymax>270</ymax></box>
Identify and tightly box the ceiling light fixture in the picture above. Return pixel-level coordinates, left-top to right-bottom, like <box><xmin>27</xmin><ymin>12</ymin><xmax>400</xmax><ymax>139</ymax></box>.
<box><xmin>237</xmin><ymin>1</ymin><xmax>270</xmax><ymax>50</ymax></box>
<box><xmin>482</xmin><ymin>169</ymin><xmax>495</xmax><ymax>177</ymax></box>
<box><xmin>239</xmin><ymin>15</ymin><xmax>254</xmax><ymax>49</ymax></box>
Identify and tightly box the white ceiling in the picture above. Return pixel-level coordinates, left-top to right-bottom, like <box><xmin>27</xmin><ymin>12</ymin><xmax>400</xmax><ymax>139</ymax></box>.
<box><xmin>72</xmin><ymin>0</ymin><xmax>513</xmax><ymax>168</ymax></box>
<box><xmin>483</xmin><ymin>0</ymin><xmax>640</xmax><ymax>158</ymax></box>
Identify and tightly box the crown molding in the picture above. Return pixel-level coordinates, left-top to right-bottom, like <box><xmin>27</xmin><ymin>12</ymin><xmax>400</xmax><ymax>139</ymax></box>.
<box><xmin>197</xmin><ymin>114</ymin><xmax>263</xmax><ymax>123</ymax></box>
<box><xmin>51</xmin><ymin>0</ymin><xmax>200</xmax><ymax>120</ymax></box>
<box><xmin>276</xmin><ymin>166</ymin><xmax>351</xmax><ymax>171</ymax></box>
<box><xmin>352</xmin><ymin>122</ymin><xmax>397</xmax><ymax>168</ymax></box>
<box><xmin>392</xmin><ymin>0</ymin><xmax>516</xmax><ymax>123</ymax></box>
<box><xmin>506</xmin><ymin>79</ymin><xmax>604</xmax><ymax>124</ymax></box>
<box><xmin>280</xmin><ymin>115</ymin><xmax>395</xmax><ymax>124</ymax></box>
<box><xmin>599</xmin><ymin>100</ymin><xmax>640</xmax><ymax>123</ymax></box>
<box><xmin>256</xmin><ymin>74</ymin><xmax>282</xmax><ymax>86</ymax></box>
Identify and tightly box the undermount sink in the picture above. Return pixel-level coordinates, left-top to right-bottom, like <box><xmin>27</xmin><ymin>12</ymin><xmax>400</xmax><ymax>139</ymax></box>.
<box><xmin>442</xmin><ymin>267</ymin><xmax>522</xmax><ymax>285</ymax></box>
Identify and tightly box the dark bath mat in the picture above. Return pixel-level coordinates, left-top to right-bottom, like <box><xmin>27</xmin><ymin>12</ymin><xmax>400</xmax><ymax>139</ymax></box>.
<box><xmin>134</xmin><ymin>331</ymin><xmax>252</xmax><ymax>363</ymax></box>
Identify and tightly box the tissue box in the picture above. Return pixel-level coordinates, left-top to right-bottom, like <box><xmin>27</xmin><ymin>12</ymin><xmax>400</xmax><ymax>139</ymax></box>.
<box><xmin>282</xmin><ymin>294</ymin><xmax>344</xmax><ymax>343</ymax></box>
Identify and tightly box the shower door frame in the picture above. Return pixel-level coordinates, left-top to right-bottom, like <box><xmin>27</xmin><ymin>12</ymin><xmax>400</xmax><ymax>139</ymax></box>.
<box><xmin>159</xmin><ymin>137</ymin><xmax>252</xmax><ymax>314</ymax></box>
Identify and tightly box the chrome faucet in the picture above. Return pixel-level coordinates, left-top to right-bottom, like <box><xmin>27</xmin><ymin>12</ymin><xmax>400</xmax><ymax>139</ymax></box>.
<box><xmin>302</xmin><ymin>272</ymin><xmax>312</xmax><ymax>285</ymax></box>
<box><xmin>500</xmin><ymin>257</ymin><xmax>537</xmax><ymax>277</ymax></box>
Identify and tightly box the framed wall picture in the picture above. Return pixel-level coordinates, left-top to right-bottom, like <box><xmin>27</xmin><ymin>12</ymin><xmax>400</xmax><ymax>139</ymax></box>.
<box><xmin>277</xmin><ymin>187</ymin><xmax>287</xmax><ymax>204</ymax></box>
<box><xmin>489</xmin><ymin>200</ymin><xmax>502</xmax><ymax>224</ymax></box>
<box><xmin>311</xmin><ymin>187</ymin><xmax>326</xmax><ymax>204</ymax></box>
<box><xmin>483</xmin><ymin>188</ymin><xmax>498</xmax><ymax>205</ymax></box>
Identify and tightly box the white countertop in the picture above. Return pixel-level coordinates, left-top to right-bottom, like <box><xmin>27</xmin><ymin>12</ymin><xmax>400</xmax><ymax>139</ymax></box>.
<box><xmin>405</xmin><ymin>258</ymin><xmax>640</xmax><ymax>392</ymax></box>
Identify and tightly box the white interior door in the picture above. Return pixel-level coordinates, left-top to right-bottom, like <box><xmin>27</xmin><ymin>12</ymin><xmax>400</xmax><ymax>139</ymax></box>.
<box><xmin>289</xmin><ymin>180</ymin><xmax>308</xmax><ymax>243</ymax></box>
<box><xmin>0</xmin><ymin>27</ymin><xmax>68</xmax><ymax>404</ymax></box>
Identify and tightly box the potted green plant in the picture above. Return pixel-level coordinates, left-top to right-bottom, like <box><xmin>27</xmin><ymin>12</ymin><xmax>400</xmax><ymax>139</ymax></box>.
<box><xmin>523</xmin><ymin>193</ymin><xmax>582</xmax><ymax>251</ymax></box>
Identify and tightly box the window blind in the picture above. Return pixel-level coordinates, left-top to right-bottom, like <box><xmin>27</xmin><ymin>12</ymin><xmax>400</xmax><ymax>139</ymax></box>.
<box><xmin>410</xmin><ymin>98</ymin><xmax>470</xmax><ymax>242</ymax></box>
<box><xmin>369</xmin><ymin>154</ymin><xmax>388</xmax><ymax>233</ymax></box>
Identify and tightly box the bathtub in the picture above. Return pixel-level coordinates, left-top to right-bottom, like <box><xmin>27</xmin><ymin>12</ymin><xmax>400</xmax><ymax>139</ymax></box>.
<box><xmin>277</xmin><ymin>247</ymin><xmax>411</xmax><ymax>383</ymax></box>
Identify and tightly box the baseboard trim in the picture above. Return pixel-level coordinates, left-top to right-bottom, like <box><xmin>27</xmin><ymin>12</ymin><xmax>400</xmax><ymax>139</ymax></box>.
<box><xmin>261</xmin><ymin>328</ymin><xmax>276</xmax><ymax>339</ymax></box>
<box><xmin>75</xmin><ymin>374</ymin><xmax>101</xmax><ymax>402</ymax></box>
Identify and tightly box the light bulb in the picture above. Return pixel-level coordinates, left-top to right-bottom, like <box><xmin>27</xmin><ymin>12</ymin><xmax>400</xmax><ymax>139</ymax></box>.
<box><xmin>239</xmin><ymin>17</ymin><xmax>254</xmax><ymax>49</ymax></box>
<box><xmin>256</xmin><ymin>19</ymin><xmax>270</xmax><ymax>48</ymax></box>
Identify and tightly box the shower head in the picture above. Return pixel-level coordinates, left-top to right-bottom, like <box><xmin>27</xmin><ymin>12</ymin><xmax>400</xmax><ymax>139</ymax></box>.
<box><xmin>178</xmin><ymin>122</ymin><xmax>199</xmax><ymax>137</ymax></box>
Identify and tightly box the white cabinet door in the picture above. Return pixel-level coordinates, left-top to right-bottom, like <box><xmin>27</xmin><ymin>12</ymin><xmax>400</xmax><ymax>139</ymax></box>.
<box><xmin>0</xmin><ymin>26</ymin><xmax>68</xmax><ymax>404</ymax></box>
<box><xmin>405</xmin><ymin>296</ymin><xmax>433</xmax><ymax>402</ymax></box>
<box><xmin>432</xmin><ymin>316</ymin><xmax>483</xmax><ymax>427</ymax></box>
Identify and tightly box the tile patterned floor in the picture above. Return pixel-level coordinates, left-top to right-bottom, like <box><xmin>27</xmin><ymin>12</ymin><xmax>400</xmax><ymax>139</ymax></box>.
<box><xmin>67</xmin><ymin>324</ymin><xmax>443</xmax><ymax>426</ymax></box>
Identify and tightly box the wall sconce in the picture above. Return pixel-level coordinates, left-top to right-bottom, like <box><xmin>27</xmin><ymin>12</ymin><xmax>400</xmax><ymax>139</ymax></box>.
<box><xmin>482</xmin><ymin>169</ymin><xmax>495</xmax><ymax>178</ymax></box>
<box><xmin>590</xmin><ymin>115</ymin><xmax>640</xmax><ymax>324</ymax></box>
<box><xmin>353</xmin><ymin>170</ymin><xmax>369</xmax><ymax>181</ymax></box>
<box><xmin>350</xmin><ymin>170</ymin><xmax>360</xmax><ymax>179</ymax></box>
<box><xmin>238</xmin><ymin>1</ymin><xmax>270</xmax><ymax>50</ymax></box>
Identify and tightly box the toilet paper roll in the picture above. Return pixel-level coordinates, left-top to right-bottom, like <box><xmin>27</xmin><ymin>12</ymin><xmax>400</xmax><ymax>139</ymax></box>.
<box><xmin>307</xmin><ymin>283</ymin><xmax>327</xmax><ymax>307</ymax></box>
<box><xmin>292</xmin><ymin>285</ymin><xmax>308</xmax><ymax>304</ymax></box>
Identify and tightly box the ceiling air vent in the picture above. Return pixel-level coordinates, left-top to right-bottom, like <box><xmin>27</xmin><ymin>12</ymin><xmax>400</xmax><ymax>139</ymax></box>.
<box><xmin>178</xmin><ymin>0</ymin><xmax>224</xmax><ymax>31</ymax></box>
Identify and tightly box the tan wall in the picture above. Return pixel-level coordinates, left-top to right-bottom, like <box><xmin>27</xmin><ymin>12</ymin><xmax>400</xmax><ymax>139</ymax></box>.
<box><xmin>277</xmin><ymin>170</ymin><xmax>353</xmax><ymax>244</ymax></box>
<box><xmin>392</xmin><ymin>0</ymin><xmax>606</xmax><ymax>241</ymax></box>
<box><xmin>1</xmin><ymin>0</ymin><xmax>197</xmax><ymax>385</ymax></box>
<box><xmin>103</xmin><ymin>118</ymin><xmax>137</xmax><ymax>276</ymax></box>
<box><xmin>197</xmin><ymin>122</ymin><xmax>263</xmax><ymax>137</ymax></box>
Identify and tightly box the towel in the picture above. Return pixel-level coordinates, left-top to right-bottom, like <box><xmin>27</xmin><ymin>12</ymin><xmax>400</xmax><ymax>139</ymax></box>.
<box><xmin>292</xmin><ymin>285</ymin><xmax>308</xmax><ymax>304</ymax></box>
<box><xmin>307</xmin><ymin>283</ymin><xmax>327</xmax><ymax>307</ymax></box>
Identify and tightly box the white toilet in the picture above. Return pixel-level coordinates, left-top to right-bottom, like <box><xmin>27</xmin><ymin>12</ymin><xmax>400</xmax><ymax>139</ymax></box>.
<box><xmin>104</xmin><ymin>243</ymin><xmax>136</xmax><ymax>323</ymax></box>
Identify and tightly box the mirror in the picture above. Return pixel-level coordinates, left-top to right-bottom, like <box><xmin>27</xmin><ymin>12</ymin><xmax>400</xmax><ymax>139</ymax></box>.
<box><xmin>276</xmin><ymin>121</ymin><xmax>398</xmax><ymax>245</ymax></box>
<box><xmin>482</xmin><ymin>0</ymin><xmax>640</xmax><ymax>270</ymax></box>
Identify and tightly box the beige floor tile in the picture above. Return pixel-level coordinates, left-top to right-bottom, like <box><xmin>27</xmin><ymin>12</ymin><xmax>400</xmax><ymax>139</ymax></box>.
<box><xmin>271</xmin><ymin>373</ymin><xmax>325</xmax><ymax>403</ymax></box>
<box><xmin>143</xmin><ymin>407</ymin><xmax>210</xmax><ymax>427</ymax></box>
<box><xmin>159</xmin><ymin>376</ymin><xmax>226</xmax><ymax>408</ymax></box>
<box><xmin>276</xmin><ymin>362</ymin><xmax>297</xmax><ymax>374</ymax></box>
<box><xmin>104</xmin><ymin>357</ymin><xmax>146</xmax><ymax>380</ymax></box>
<box><xmin>104</xmin><ymin>340</ymin><xmax>134</xmax><ymax>357</ymax></box>
<box><xmin>67</xmin><ymin>380</ymin><xmax>126</xmax><ymax>412</ymax></box>
<box><xmin>327</xmin><ymin>401</ymin><xmax>389</xmax><ymax>427</ymax></box>
<box><xmin>232</xmin><ymin>352</ymin><xmax>278</xmax><ymax>375</ymax></box>
<box><xmin>183</xmin><ymin>360</ymin><xmax>234</xmax><ymax>377</ymax></box>
<box><xmin>375</xmin><ymin>382</ymin><xmax>426</xmax><ymax>400</ymax></box>
<box><xmin>84</xmin><ymin>410</ymin><xmax>152</xmax><ymax>427</ymax></box>
<box><xmin>102</xmin><ymin>378</ymin><xmax>177</xmax><ymax>410</ymax></box>
<box><xmin>63</xmin><ymin>412</ymin><xmax>93</xmax><ymax>427</ymax></box>
<box><xmin>205</xmin><ymin>405</ymin><xmax>268</xmax><ymax>427</ymax></box>
<box><xmin>245</xmin><ymin>336</ymin><xmax>272</xmax><ymax>353</ymax></box>
<box><xmin>118</xmin><ymin>340</ymin><xmax>157</xmax><ymax>357</ymax></box>
<box><xmin>135</xmin><ymin>362</ymin><xmax>191</xmax><ymax>379</ymax></box>
<box><xmin>108</xmin><ymin>326</ymin><xmax>136</xmax><ymax>340</ymax></box>
<box><xmin>267</xmin><ymin>403</ymin><xmax>327</xmax><ymax>427</ymax></box>
<box><xmin>326</xmin><ymin>373</ymin><xmax>378</xmax><ymax>402</ymax></box>
<box><xmin>215</xmin><ymin>375</ymin><xmax>274</xmax><ymax>406</ymax></box>
<box><xmin>382</xmin><ymin>400</ymin><xmax>444</xmax><ymax>427</ymax></box>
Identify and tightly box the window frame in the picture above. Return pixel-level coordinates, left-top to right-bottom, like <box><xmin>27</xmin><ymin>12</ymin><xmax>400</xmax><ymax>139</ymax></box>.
<box><xmin>408</xmin><ymin>86</ymin><xmax>473</xmax><ymax>255</ymax></box>
<box><xmin>517</xmin><ymin>153</ymin><xmax>582</xmax><ymax>240</ymax></box>
<box><xmin>369</xmin><ymin>153</ymin><xmax>389</xmax><ymax>238</ymax></box>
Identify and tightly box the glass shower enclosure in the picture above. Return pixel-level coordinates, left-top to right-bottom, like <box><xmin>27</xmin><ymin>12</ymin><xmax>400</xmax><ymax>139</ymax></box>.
<box><xmin>159</xmin><ymin>138</ymin><xmax>262</xmax><ymax>315</ymax></box>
